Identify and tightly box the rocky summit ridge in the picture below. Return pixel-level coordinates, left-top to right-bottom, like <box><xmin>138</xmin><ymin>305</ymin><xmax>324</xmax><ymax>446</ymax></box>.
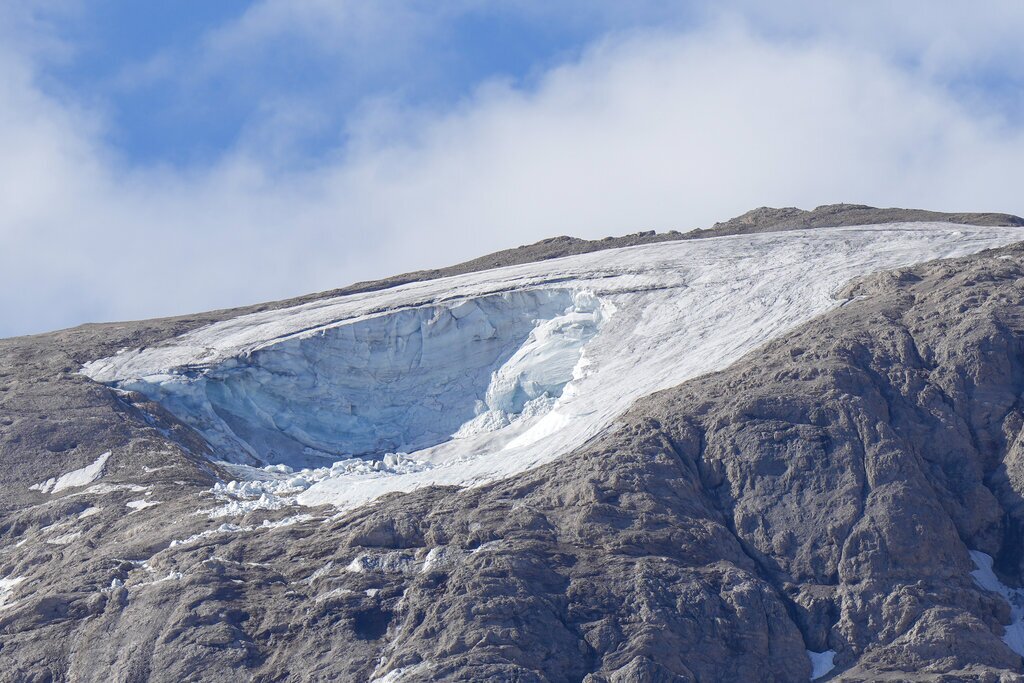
<box><xmin>3</xmin><ymin>205</ymin><xmax>1024</xmax><ymax>682</ymax></box>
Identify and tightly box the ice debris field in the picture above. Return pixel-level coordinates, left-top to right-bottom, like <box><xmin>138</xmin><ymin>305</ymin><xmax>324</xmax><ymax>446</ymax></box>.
<box><xmin>82</xmin><ymin>223</ymin><xmax>1024</xmax><ymax>511</ymax></box>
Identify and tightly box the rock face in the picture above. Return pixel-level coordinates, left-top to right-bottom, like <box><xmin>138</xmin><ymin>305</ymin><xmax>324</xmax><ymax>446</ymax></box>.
<box><xmin>4</xmin><ymin>206</ymin><xmax>1024</xmax><ymax>682</ymax></box>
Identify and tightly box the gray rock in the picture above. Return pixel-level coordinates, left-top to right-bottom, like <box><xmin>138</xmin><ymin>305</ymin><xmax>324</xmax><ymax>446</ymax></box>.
<box><xmin>4</xmin><ymin>207</ymin><xmax>1024</xmax><ymax>681</ymax></box>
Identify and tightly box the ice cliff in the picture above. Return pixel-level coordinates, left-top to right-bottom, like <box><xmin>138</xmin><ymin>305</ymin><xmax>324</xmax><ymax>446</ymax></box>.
<box><xmin>102</xmin><ymin>290</ymin><xmax>603</xmax><ymax>468</ymax></box>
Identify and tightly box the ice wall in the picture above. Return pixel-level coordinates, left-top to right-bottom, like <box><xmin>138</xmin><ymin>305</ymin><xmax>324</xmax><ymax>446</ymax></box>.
<box><xmin>115</xmin><ymin>289</ymin><xmax>603</xmax><ymax>467</ymax></box>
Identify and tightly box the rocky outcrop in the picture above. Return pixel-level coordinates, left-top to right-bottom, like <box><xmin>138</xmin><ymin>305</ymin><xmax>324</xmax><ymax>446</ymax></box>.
<box><xmin>707</xmin><ymin>203</ymin><xmax>1024</xmax><ymax>235</ymax></box>
<box><xmin>4</xmin><ymin>210</ymin><xmax>1024</xmax><ymax>681</ymax></box>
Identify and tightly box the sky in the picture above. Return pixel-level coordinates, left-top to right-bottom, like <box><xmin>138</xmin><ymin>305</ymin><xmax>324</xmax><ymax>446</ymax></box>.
<box><xmin>2</xmin><ymin>1</ymin><xmax>1024</xmax><ymax>338</ymax></box>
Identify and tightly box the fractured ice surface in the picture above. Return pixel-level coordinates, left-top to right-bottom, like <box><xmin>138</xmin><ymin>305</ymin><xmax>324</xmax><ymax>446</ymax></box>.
<box><xmin>83</xmin><ymin>223</ymin><xmax>1024</xmax><ymax>509</ymax></box>
<box><xmin>0</xmin><ymin>576</ymin><xmax>27</xmax><ymax>609</ymax></box>
<box><xmin>105</xmin><ymin>289</ymin><xmax>603</xmax><ymax>468</ymax></box>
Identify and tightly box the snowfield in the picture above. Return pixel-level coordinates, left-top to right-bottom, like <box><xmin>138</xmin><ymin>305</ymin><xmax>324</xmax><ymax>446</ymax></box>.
<box><xmin>82</xmin><ymin>223</ymin><xmax>1023</xmax><ymax>510</ymax></box>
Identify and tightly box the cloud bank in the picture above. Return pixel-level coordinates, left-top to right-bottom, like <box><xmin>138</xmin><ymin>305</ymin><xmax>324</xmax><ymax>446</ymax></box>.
<box><xmin>1</xmin><ymin>2</ymin><xmax>1023</xmax><ymax>337</ymax></box>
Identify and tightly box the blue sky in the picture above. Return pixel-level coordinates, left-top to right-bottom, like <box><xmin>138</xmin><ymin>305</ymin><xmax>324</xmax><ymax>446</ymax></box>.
<box><xmin>33</xmin><ymin>2</ymin><xmax>701</xmax><ymax>168</ymax></box>
<box><xmin>2</xmin><ymin>1</ymin><xmax>1024</xmax><ymax>337</ymax></box>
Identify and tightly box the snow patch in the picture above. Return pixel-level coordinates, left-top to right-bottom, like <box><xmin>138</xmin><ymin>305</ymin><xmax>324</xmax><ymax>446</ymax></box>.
<box><xmin>314</xmin><ymin>587</ymin><xmax>355</xmax><ymax>602</ymax></box>
<box><xmin>807</xmin><ymin>649</ymin><xmax>836</xmax><ymax>680</ymax></box>
<box><xmin>134</xmin><ymin>571</ymin><xmax>183</xmax><ymax>588</ymax></box>
<box><xmin>70</xmin><ymin>482</ymin><xmax>148</xmax><ymax>496</ymax></box>
<box><xmin>471</xmin><ymin>540</ymin><xmax>503</xmax><ymax>554</ymax></box>
<box><xmin>0</xmin><ymin>576</ymin><xmax>26</xmax><ymax>609</ymax></box>
<box><xmin>31</xmin><ymin>451</ymin><xmax>110</xmax><ymax>494</ymax></box>
<box><xmin>369</xmin><ymin>662</ymin><xmax>436</xmax><ymax>683</ymax></box>
<box><xmin>421</xmin><ymin>546</ymin><xmax>468</xmax><ymax>573</ymax></box>
<box><xmin>346</xmin><ymin>552</ymin><xmax>416</xmax><ymax>574</ymax></box>
<box><xmin>126</xmin><ymin>499</ymin><xmax>161</xmax><ymax>511</ymax></box>
<box><xmin>303</xmin><ymin>561</ymin><xmax>334</xmax><ymax>585</ymax></box>
<box><xmin>969</xmin><ymin>550</ymin><xmax>1024</xmax><ymax>656</ymax></box>
<box><xmin>46</xmin><ymin>530</ymin><xmax>82</xmax><ymax>545</ymax></box>
<box><xmin>168</xmin><ymin>514</ymin><xmax>313</xmax><ymax>549</ymax></box>
<box><xmin>169</xmin><ymin>523</ymin><xmax>248</xmax><ymax>548</ymax></box>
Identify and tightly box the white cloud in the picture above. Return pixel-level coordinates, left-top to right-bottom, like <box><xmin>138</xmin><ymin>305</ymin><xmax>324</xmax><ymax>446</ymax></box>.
<box><xmin>725</xmin><ymin>0</ymin><xmax>1024</xmax><ymax>80</ymax></box>
<box><xmin>1</xmin><ymin>8</ymin><xmax>1024</xmax><ymax>337</ymax></box>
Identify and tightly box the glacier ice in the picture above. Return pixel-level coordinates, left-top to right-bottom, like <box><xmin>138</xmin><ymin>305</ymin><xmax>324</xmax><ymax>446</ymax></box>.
<box><xmin>0</xmin><ymin>576</ymin><xmax>27</xmax><ymax>610</ymax></box>
<box><xmin>30</xmin><ymin>451</ymin><xmax>110</xmax><ymax>494</ymax></box>
<box><xmin>108</xmin><ymin>289</ymin><xmax>604</xmax><ymax>468</ymax></box>
<box><xmin>82</xmin><ymin>223</ymin><xmax>1024</xmax><ymax>510</ymax></box>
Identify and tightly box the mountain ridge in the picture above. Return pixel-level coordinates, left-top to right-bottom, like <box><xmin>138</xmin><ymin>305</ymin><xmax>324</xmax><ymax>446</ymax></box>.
<box><xmin>3</xmin><ymin>207</ymin><xmax>1024</xmax><ymax>681</ymax></box>
<box><xmin>12</xmin><ymin>204</ymin><xmax>1019</xmax><ymax>345</ymax></box>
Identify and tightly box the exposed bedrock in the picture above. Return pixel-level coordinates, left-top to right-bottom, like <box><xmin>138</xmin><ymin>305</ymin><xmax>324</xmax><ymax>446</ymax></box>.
<box><xmin>6</xmin><ymin>229</ymin><xmax>1024</xmax><ymax>681</ymax></box>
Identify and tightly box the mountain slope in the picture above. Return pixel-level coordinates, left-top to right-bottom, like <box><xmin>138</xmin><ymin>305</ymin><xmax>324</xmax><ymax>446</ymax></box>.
<box><xmin>76</xmin><ymin>223</ymin><xmax>1024</xmax><ymax>514</ymax></box>
<box><xmin>3</xmin><ymin>207</ymin><xmax>1024</xmax><ymax>681</ymax></box>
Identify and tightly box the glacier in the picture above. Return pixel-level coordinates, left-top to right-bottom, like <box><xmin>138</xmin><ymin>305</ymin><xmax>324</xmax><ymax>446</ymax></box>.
<box><xmin>82</xmin><ymin>223</ymin><xmax>1024</xmax><ymax>510</ymax></box>
<box><xmin>101</xmin><ymin>289</ymin><xmax>602</xmax><ymax>468</ymax></box>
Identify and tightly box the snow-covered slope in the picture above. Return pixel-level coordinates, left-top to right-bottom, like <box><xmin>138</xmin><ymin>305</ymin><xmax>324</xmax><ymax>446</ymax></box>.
<box><xmin>82</xmin><ymin>223</ymin><xmax>1024</xmax><ymax>509</ymax></box>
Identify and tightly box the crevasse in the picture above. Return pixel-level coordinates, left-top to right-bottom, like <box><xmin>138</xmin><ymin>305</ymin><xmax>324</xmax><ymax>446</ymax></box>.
<box><xmin>115</xmin><ymin>289</ymin><xmax>605</xmax><ymax>467</ymax></box>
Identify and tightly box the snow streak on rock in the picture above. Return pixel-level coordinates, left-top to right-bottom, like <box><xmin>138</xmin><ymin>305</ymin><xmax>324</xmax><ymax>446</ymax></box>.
<box><xmin>83</xmin><ymin>223</ymin><xmax>1024</xmax><ymax>510</ymax></box>
<box><xmin>0</xmin><ymin>576</ymin><xmax>26</xmax><ymax>610</ymax></box>
<box><xmin>807</xmin><ymin>649</ymin><xmax>836</xmax><ymax>680</ymax></box>
<box><xmin>970</xmin><ymin>550</ymin><xmax>1024</xmax><ymax>656</ymax></box>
